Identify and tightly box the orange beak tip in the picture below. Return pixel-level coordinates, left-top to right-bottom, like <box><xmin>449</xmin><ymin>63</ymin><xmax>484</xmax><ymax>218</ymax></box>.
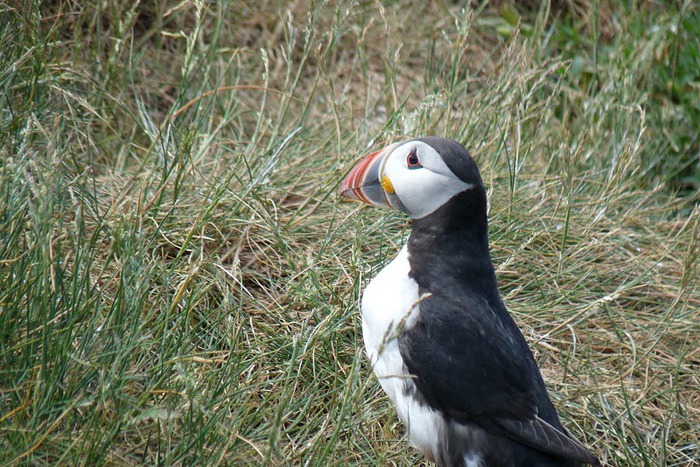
<box><xmin>339</xmin><ymin>144</ymin><xmax>398</xmax><ymax>208</ymax></box>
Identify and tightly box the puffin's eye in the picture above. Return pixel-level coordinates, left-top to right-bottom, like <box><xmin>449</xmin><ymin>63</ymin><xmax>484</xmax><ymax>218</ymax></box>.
<box><xmin>406</xmin><ymin>151</ymin><xmax>422</xmax><ymax>169</ymax></box>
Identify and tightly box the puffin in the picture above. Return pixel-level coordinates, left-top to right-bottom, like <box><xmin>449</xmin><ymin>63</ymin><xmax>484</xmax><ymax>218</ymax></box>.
<box><xmin>339</xmin><ymin>137</ymin><xmax>599</xmax><ymax>467</ymax></box>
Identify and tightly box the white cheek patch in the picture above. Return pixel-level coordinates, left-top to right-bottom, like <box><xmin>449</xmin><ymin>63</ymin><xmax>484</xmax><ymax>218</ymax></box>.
<box><xmin>402</xmin><ymin>173</ymin><xmax>473</xmax><ymax>219</ymax></box>
<box><xmin>383</xmin><ymin>142</ymin><xmax>474</xmax><ymax>219</ymax></box>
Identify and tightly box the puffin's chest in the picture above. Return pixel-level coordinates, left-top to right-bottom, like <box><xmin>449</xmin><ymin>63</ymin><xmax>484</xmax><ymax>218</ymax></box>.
<box><xmin>360</xmin><ymin>245</ymin><xmax>446</xmax><ymax>461</ymax></box>
<box><xmin>361</xmin><ymin>244</ymin><xmax>421</xmax><ymax>363</ymax></box>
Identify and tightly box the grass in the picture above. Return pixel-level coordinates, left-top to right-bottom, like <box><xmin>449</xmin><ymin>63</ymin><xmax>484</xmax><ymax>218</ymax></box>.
<box><xmin>1</xmin><ymin>0</ymin><xmax>698</xmax><ymax>465</ymax></box>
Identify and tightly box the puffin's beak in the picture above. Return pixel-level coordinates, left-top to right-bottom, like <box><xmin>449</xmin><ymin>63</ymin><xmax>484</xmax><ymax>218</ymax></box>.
<box><xmin>339</xmin><ymin>143</ymin><xmax>398</xmax><ymax>208</ymax></box>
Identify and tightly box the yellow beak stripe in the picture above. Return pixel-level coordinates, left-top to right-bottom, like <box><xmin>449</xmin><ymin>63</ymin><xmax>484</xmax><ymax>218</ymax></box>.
<box><xmin>381</xmin><ymin>176</ymin><xmax>395</xmax><ymax>194</ymax></box>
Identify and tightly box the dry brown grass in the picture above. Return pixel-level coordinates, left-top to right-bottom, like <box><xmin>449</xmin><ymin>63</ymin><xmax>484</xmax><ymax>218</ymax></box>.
<box><xmin>1</xmin><ymin>0</ymin><xmax>698</xmax><ymax>465</ymax></box>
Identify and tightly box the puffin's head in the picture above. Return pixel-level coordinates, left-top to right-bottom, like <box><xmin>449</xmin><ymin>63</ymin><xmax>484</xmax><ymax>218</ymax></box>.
<box><xmin>340</xmin><ymin>137</ymin><xmax>484</xmax><ymax>219</ymax></box>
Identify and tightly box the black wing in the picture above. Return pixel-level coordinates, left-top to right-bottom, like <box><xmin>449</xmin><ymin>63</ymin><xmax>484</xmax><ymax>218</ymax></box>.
<box><xmin>397</xmin><ymin>292</ymin><xmax>598</xmax><ymax>464</ymax></box>
<box><xmin>397</xmin><ymin>292</ymin><xmax>538</xmax><ymax>420</ymax></box>
<box><xmin>497</xmin><ymin>417</ymin><xmax>600</xmax><ymax>465</ymax></box>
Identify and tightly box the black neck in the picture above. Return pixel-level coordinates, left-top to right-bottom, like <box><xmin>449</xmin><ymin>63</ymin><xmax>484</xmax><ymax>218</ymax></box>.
<box><xmin>407</xmin><ymin>189</ymin><xmax>500</xmax><ymax>304</ymax></box>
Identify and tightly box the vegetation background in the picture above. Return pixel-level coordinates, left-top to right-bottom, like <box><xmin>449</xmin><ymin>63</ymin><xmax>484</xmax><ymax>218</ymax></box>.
<box><xmin>1</xmin><ymin>0</ymin><xmax>698</xmax><ymax>465</ymax></box>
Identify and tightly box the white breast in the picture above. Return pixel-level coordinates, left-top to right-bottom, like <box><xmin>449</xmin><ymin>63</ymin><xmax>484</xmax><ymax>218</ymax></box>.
<box><xmin>361</xmin><ymin>244</ymin><xmax>421</xmax><ymax>359</ymax></box>
<box><xmin>361</xmin><ymin>244</ymin><xmax>446</xmax><ymax>460</ymax></box>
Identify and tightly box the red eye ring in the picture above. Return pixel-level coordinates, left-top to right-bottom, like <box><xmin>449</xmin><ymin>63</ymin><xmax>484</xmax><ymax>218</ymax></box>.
<box><xmin>407</xmin><ymin>151</ymin><xmax>421</xmax><ymax>169</ymax></box>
